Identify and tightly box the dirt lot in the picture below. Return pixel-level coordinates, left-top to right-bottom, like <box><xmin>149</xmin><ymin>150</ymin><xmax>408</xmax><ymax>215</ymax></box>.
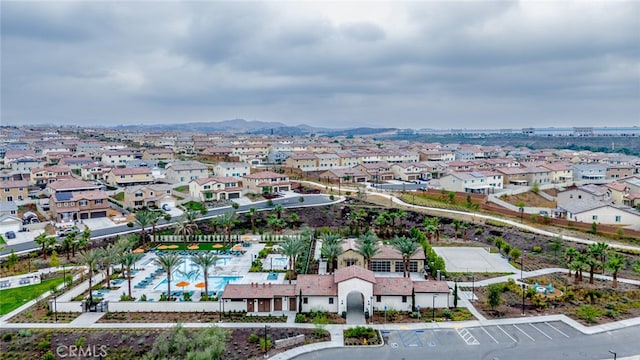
<box><xmin>499</xmin><ymin>191</ymin><xmax>557</xmax><ymax>208</ymax></box>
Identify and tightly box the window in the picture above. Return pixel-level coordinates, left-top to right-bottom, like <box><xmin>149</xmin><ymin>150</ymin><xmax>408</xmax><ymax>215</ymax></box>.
<box><xmin>402</xmin><ymin>296</ymin><xmax>407</xmax><ymax>303</ymax></box>
<box><xmin>615</xmin><ymin>215</ymin><xmax>621</xmax><ymax>223</ymax></box>
<box><xmin>371</xmin><ymin>261</ymin><xmax>390</xmax><ymax>272</ymax></box>
<box><xmin>376</xmin><ymin>295</ymin><xmax>381</xmax><ymax>302</ymax></box>
<box><xmin>79</xmin><ymin>200</ymin><xmax>88</xmax><ymax>206</ymax></box>
<box><xmin>303</xmin><ymin>297</ymin><xmax>308</xmax><ymax>304</ymax></box>
<box><xmin>135</xmin><ymin>193</ymin><xmax>143</xmax><ymax>197</ymax></box>
<box><xmin>592</xmin><ymin>215</ymin><xmax>598</xmax><ymax>220</ymax></box>
<box><xmin>134</xmin><ymin>201</ymin><xmax>144</xmax><ymax>207</ymax></box>
<box><xmin>329</xmin><ymin>298</ymin><xmax>334</xmax><ymax>305</ymax></box>
<box><xmin>95</xmin><ymin>199</ymin><xmax>103</xmax><ymax>205</ymax></box>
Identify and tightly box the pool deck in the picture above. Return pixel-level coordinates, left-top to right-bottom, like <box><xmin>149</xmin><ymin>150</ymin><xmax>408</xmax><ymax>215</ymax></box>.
<box><xmin>98</xmin><ymin>243</ymin><xmax>289</xmax><ymax>303</ymax></box>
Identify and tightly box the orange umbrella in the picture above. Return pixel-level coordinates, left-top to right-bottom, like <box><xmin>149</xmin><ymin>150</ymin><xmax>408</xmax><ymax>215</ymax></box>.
<box><xmin>242</xmin><ymin>236</ymin><xmax>251</xmax><ymax>241</ymax></box>
<box><xmin>168</xmin><ymin>245</ymin><xmax>179</xmax><ymax>249</ymax></box>
<box><xmin>194</xmin><ymin>282</ymin><xmax>206</xmax><ymax>289</ymax></box>
<box><xmin>176</xmin><ymin>281</ymin><xmax>190</xmax><ymax>290</ymax></box>
<box><xmin>157</xmin><ymin>245</ymin><xmax>168</xmax><ymax>250</ymax></box>
<box><xmin>188</xmin><ymin>245</ymin><xmax>199</xmax><ymax>250</ymax></box>
<box><xmin>212</xmin><ymin>244</ymin><xmax>224</xmax><ymax>249</ymax></box>
<box><xmin>133</xmin><ymin>248</ymin><xmax>145</xmax><ymax>253</ymax></box>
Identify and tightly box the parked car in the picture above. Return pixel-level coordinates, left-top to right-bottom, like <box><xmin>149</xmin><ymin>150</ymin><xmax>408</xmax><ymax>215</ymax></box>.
<box><xmin>539</xmin><ymin>210</ymin><xmax>549</xmax><ymax>216</ymax></box>
<box><xmin>57</xmin><ymin>226</ymin><xmax>79</xmax><ymax>237</ymax></box>
<box><xmin>5</xmin><ymin>231</ymin><xmax>16</xmax><ymax>239</ymax></box>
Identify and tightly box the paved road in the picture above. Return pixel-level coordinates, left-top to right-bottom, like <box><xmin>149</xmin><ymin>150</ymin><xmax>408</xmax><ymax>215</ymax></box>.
<box><xmin>294</xmin><ymin>322</ymin><xmax>640</xmax><ymax>360</ymax></box>
<box><xmin>0</xmin><ymin>194</ymin><xmax>336</xmax><ymax>256</ymax></box>
<box><xmin>370</xmin><ymin>183</ymin><xmax>427</xmax><ymax>191</ymax></box>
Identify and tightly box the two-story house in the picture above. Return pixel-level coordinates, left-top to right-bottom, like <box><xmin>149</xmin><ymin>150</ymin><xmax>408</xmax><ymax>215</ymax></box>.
<box><xmin>242</xmin><ymin>171</ymin><xmax>290</xmax><ymax>194</ymax></box>
<box><xmin>189</xmin><ymin>177</ymin><xmax>242</xmax><ymax>201</ymax></box>
<box><xmin>164</xmin><ymin>161</ymin><xmax>209</xmax><ymax>184</ymax></box>
<box><xmin>48</xmin><ymin>179</ymin><xmax>108</xmax><ymax>222</ymax></box>
<box><xmin>105</xmin><ymin>167</ymin><xmax>153</xmax><ymax>187</ymax></box>
<box><xmin>539</xmin><ymin>163</ymin><xmax>573</xmax><ymax>183</ymax></box>
<box><xmin>123</xmin><ymin>184</ymin><xmax>175</xmax><ymax>210</ymax></box>
<box><xmin>0</xmin><ymin>180</ymin><xmax>29</xmax><ymax>202</ymax></box>
<box><xmin>353</xmin><ymin>162</ymin><xmax>394</xmax><ymax>182</ymax></box>
<box><xmin>214</xmin><ymin>162</ymin><xmax>250</xmax><ymax>178</ymax></box>
<box><xmin>391</xmin><ymin>162</ymin><xmax>431</xmax><ymax>181</ymax></box>
<box><xmin>142</xmin><ymin>148</ymin><xmax>175</xmax><ymax>161</ymax></box>
<box><xmin>81</xmin><ymin>163</ymin><xmax>112</xmax><ymax>181</ymax></box>
<box><xmin>29</xmin><ymin>166</ymin><xmax>73</xmax><ymax>187</ymax></box>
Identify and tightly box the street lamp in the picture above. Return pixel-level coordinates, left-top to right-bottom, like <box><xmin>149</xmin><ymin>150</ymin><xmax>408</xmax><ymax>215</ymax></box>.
<box><xmin>264</xmin><ymin>325</ymin><xmax>270</xmax><ymax>357</ymax></box>
<box><xmin>609</xmin><ymin>350</ymin><xmax>617</xmax><ymax>360</ymax></box>
<box><xmin>370</xmin><ymin>296</ymin><xmax>374</xmax><ymax>324</ymax></box>
<box><xmin>432</xmin><ymin>295</ymin><xmax>437</xmax><ymax>322</ymax></box>
<box><xmin>520</xmin><ymin>250</ymin><xmax>527</xmax><ymax>282</ymax></box>
<box><xmin>519</xmin><ymin>206</ymin><xmax>524</xmax><ymax>223</ymax></box>
<box><xmin>63</xmin><ymin>264</ymin><xmax>67</xmax><ymax>289</ymax></box>
<box><xmin>53</xmin><ymin>291</ymin><xmax>58</xmax><ymax>323</ymax></box>
<box><xmin>467</xmin><ymin>272</ymin><xmax>475</xmax><ymax>302</ymax></box>
<box><xmin>521</xmin><ymin>283</ymin><xmax>526</xmax><ymax>316</ymax></box>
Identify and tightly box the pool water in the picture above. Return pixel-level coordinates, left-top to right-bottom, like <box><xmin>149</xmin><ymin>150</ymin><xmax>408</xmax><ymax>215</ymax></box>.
<box><xmin>153</xmin><ymin>256</ymin><xmax>240</xmax><ymax>292</ymax></box>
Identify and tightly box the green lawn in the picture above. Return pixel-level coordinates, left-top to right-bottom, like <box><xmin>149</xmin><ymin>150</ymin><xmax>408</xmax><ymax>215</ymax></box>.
<box><xmin>0</xmin><ymin>277</ymin><xmax>64</xmax><ymax>315</ymax></box>
<box><xmin>113</xmin><ymin>192</ymin><xmax>125</xmax><ymax>201</ymax></box>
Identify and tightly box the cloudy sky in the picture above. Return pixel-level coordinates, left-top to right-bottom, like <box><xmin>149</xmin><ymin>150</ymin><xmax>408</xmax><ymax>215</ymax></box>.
<box><xmin>1</xmin><ymin>1</ymin><xmax>638</xmax><ymax>129</ymax></box>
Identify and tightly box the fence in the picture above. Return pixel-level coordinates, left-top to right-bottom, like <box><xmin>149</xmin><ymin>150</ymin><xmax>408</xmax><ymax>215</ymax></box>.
<box><xmin>153</xmin><ymin>233</ymin><xmax>306</xmax><ymax>243</ymax></box>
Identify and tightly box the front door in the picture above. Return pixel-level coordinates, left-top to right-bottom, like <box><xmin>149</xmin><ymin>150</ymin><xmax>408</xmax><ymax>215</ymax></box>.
<box><xmin>289</xmin><ymin>297</ymin><xmax>296</xmax><ymax>311</ymax></box>
<box><xmin>274</xmin><ymin>297</ymin><xmax>282</xmax><ymax>311</ymax></box>
<box><xmin>258</xmin><ymin>299</ymin><xmax>270</xmax><ymax>312</ymax></box>
<box><xmin>247</xmin><ymin>299</ymin><xmax>254</xmax><ymax>312</ymax></box>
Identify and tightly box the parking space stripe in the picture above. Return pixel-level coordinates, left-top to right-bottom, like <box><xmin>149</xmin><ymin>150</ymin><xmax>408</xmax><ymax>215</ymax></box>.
<box><xmin>529</xmin><ymin>323</ymin><xmax>552</xmax><ymax>340</ymax></box>
<box><xmin>545</xmin><ymin>322</ymin><xmax>570</xmax><ymax>338</ymax></box>
<box><xmin>496</xmin><ymin>325</ymin><xmax>517</xmax><ymax>343</ymax></box>
<box><xmin>480</xmin><ymin>327</ymin><xmax>499</xmax><ymax>343</ymax></box>
<box><xmin>513</xmin><ymin>325</ymin><xmax>535</xmax><ymax>342</ymax></box>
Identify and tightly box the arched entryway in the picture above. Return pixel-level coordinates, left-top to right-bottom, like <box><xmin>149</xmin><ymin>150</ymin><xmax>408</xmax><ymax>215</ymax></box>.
<box><xmin>346</xmin><ymin>291</ymin><xmax>366</xmax><ymax>325</ymax></box>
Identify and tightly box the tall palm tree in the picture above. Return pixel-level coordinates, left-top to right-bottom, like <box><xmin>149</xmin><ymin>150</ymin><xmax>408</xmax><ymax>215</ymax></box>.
<box><xmin>423</xmin><ymin>217</ymin><xmax>437</xmax><ymax>243</ymax></box>
<box><xmin>391</xmin><ymin>236</ymin><xmax>419</xmax><ymax>278</ymax></box>
<box><xmin>593</xmin><ymin>242</ymin><xmax>610</xmax><ymax>274</ymax></box>
<box><xmin>564</xmin><ymin>247</ymin><xmax>579</xmax><ymax>277</ymax></box>
<box><xmin>218</xmin><ymin>212</ymin><xmax>236</xmax><ymax>243</ymax></box>
<box><xmin>606</xmin><ymin>253</ymin><xmax>626</xmax><ymax>288</ymax></box>
<box><xmin>148</xmin><ymin>211</ymin><xmax>163</xmax><ymax>243</ymax></box>
<box><xmin>174</xmin><ymin>217</ymin><xmax>195</xmax><ymax>249</ymax></box>
<box><xmin>356</xmin><ymin>231</ymin><xmax>380</xmax><ymax>270</ymax></box>
<box><xmin>154</xmin><ymin>253</ymin><xmax>184</xmax><ymax>301</ymax></box>
<box><xmin>321</xmin><ymin>233</ymin><xmax>343</xmax><ymax>273</ymax></box>
<box><xmin>99</xmin><ymin>244</ymin><xmax>119</xmax><ymax>289</ymax></box>
<box><xmin>347</xmin><ymin>211</ymin><xmax>360</xmax><ymax>235</ymax></box>
<box><xmin>571</xmin><ymin>253</ymin><xmax>587</xmax><ymax>284</ymax></box>
<box><xmin>248</xmin><ymin>208</ymin><xmax>258</xmax><ymax>233</ymax></box>
<box><xmin>192</xmin><ymin>252</ymin><xmax>220</xmax><ymax>298</ymax></box>
<box><xmin>134</xmin><ymin>210</ymin><xmax>151</xmax><ymax>245</ymax></box>
<box><xmin>120</xmin><ymin>251</ymin><xmax>143</xmax><ymax>299</ymax></box>
<box><xmin>63</xmin><ymin>232</ymin><xmax>76</xmax><ymax>260</ymax></box>
<box><xmin>279</xmin><ymin>236</ymin><xmax>305</xmax><ymax>284</ymax></box>
<box><xmin>459</xmin><ymin>222</ymin><xmax>470</xmax><ymax>241</ymax></box>
<box><xmin>78</xmin><ymin>249</ymin><xmax>99</xmax><ymax>303</ymax></box>
<box><xmin>77</xmin><ymin>227</ymin><xmax>92</xmax><ymax>253</ymax></box>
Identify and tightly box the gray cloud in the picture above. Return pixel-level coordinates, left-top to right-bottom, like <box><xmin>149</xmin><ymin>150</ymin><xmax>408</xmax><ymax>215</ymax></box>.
<box><xmin>1</xmin><ymin>1</ymin><xmax>638</xmax><ymax>129</ymax></box>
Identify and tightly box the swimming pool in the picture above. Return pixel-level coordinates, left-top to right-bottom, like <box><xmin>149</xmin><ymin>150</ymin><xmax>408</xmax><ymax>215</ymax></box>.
<box><xmin>153</xmin><ymin>256</ymin><xmax>240</xmax><ymax>292</ymax></box>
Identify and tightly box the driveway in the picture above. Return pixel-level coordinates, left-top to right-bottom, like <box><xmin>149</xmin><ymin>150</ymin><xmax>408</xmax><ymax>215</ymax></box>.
<box><xmin>433</xmin><ymin>247</ymin><xmax>518</xmax><ymax>273</ymax></box>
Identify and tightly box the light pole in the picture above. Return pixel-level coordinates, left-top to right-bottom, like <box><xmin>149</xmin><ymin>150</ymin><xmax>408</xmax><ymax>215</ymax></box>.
<box><xmin>370</xmin><ymin>296</ymin><xmax>374</xmax><ymax>324</ymax></box>
<box><xmin>467</xmin><ymin>272</ymin><xmax>475</xmax><ymax>302</ymax></box>
<box><xmin>521</xmin><ymin>283</ymin><xmax>526</xmax><ymax>316</ymax></box>
<box><xmin>519</xmin><ymin>206</ymin><xmax>524</xmax><ymax>223</ymax></box>
<box><xmin>432</xmin><ymin>295</ymin><xmax>437</xmax><ymax>322</ymax></box>
<box><xmin>53</xmin><ymin>291</ymin><xmax>58</xmax><ymax>323</ymax></box>
<box><xmin>264</xmin><ymin>325</ymin><xmax>270</xmax><ymax>357</ymax></box>
<box><xmin>609</xmin><ymin>350</ymin><xmax>617</xmax><ymax>360</ymax></box>
<box><xmin>219</xmin><ymin>298</ymin><xmax>222</xmax><ymax>322</ymax></box>
<box><xmin>63</xmin><ymin>264</ymin><xmax>67</xmax><ymax>289</ymax></box>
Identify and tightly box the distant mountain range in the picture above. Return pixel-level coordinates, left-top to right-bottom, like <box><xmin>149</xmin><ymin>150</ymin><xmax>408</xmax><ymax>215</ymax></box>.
<box><xmin>114</xmin><ymin>119</ymin><xmax>396</xmax><ymax>137</ymax></box>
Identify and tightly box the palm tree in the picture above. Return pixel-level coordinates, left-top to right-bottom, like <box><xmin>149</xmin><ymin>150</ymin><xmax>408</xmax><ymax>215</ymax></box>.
<box><xmin>423</xmin><ymin>217</ymin><xmax>437</xmax><ymax>243</ymax></box>
<box><xmin>267</xmin><ymin>214</ymin><xmax>286</xmax><ymax>233</ymax></box>
<box><xmin>183</xmin><ymin>209</ymin><xmax>201</xmax><ymax>242</ymax></box>
<box><xmin>34</xmin><ymin>232</ymin><xmax>56</xmax><ymax>260</ymax></box>
<box><xmin>63</xmin><ymin>232</ymin><xmax>76</xmax><ymax>260</ymax></box>
<box><xmin>148</xmin><ymin>211</ymin><xmax>163</xmax><ymax>243</ymax></box>
<box><xmin>347</xmin><ymin>211</ymin><xmax>360</xmax><ymax>235</ymax></box>
<box><xmin>593</xmin><ymin>242</ymin><xmax>610</xmax><ymax>274</ymax></box>
<box><xmin>120</xmin><ymin>251</ymin><xmax>143</xmax><ymax>299</ymax></box>
<box><xmin>174</xmin><ymin>217</ymin><xmax>195</xmax><ymax>249</ymax></box>
<box><xmin>564</xmin><ymin>247</ymin><xmax>579</xmax><ymax>277</ymax></box>
<box><xmin>99</xmin><ymin>244</ymin><xmax>119</xmax><ymax>289</ymax></box>
<box><xmin>78</xmin><ymin>249</ymin><xmax>99</xmax><ymax>303</ymax></box>
<box><xmin>274</xmin><ymin>204</ymin><xmax>284</xmax><ymax>219</ymax></box>
<box><xmin>218</xmin><ymin>212</ymin><xmax>236</xmax><ymax>243</ymax></box>
<box><xmin>571</xmin><ymin>253</ymin><xmax>586</xmax><ymax>284</ymax></box>
<box><xmin>320</xmin><ymin>234</ymin><xmax>343</xmax><ymax>273</ymax></box>
<box><xmin>459</xmin><ymin>222</ymin><xmax>470</xmax><ymax>241</ymax></box>
<box><xmin>288</xmin><ymin>213</ymin><xmax>299</xmax><ymax>229</ymax></box>
<box><xmin>154</xmin><ymin>253</ymin><xmax>184</xmax><ymax>301</ymax></box>
<box><xmin>134</xmin><ymin>210</ymin><xmax>151</xmax><ymax>245</ymax></box>
<box><xmin>279</xmin><ymin>236</ymin><xmax>305</xmax><ymax>284</ymax></box>
<box><xmin>550</xmin><ymin>237</ymin><xmax>563</xmax><ymax>259</ymax></box>
<box><xmin>248</xmin><ymin>208</ymin><xmax>258</xmax><ymax>233</ymax></box>
<box><xmin>192</xmin><ymin>252</ymin><xmax>220</xmax><ymax>299</ymax></box>
<box><xmin>391</xmin><ymin>236</ymin><xmax>419</xmax><ymax>278</ymax></box>
<box><xmin>77</xmin><ymin>227</ymin><xmax>92</xmax><ymax>253</ymax></box>
<box><xmin>452</xmin><ymin>219</ymin><xmax>462</xmax><ymax>239</ymax></box>
<box><xmin>606</xmin><ymin>253</ymin><xmax>626</xmax><ymax>288</ymax></box>
<box><xmin>356</xmin><ymin>231</ymin><xmax>380</xmax><ymax>270</ymax></box>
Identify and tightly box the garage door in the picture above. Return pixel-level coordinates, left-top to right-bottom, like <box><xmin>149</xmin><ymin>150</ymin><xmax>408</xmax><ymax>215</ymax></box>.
<box><xmin>80</xmin><ymin>213</ymin><xmax>89</xmax><ymax>220</ymax></box>
<box><xmin>228</xmin><ymin>193</ymin><xmax>240</xmax><ymax>199</ymax></box>
<box><xmin>0</xmin><ymin>222</ymin><xmax>21</xmax><ymax>234</ymax></box>
<box><xmin>91</xmin><ymin>211</ymin><xmax>107</xmax><ymax>218</ymax></box>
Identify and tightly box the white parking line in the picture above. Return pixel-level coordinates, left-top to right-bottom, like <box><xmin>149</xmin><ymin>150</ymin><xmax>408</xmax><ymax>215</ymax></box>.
<box><xmin>496</xmin><ymin>325</ymin><xmax>517</xmax><ymax>343</ymax></box>
<box><xmin>545</xmin><ymin>322</ymin><xmax>570</xmax><ymax>338</ymax></box>
<box><xmin>513</xmin><ymin>325</ymin><xmax>535</xmax><ymax>342</ymax></box>
<box><xmin>480</xmin><ymin>327</ymin><xmax>499</xmax><ymax>343</ymax></box>
<box><xmin>529</xmin><ymin>323</ymin><xmax>552</xmax><ymax>340</ymax></box>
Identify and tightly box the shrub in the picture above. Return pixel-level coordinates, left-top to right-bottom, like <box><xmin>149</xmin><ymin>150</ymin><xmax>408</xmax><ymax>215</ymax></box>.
<box><xmin>247</xmin><ymin>333</ymin><xmax>260</xmax><ymax>343</ymax></box>
<box><xmin>345</xmin><ymin>326</ymin><xmax>376</xmax><ymax>339</ymax></box>
<box><xmin>442</xmin><ymin>309</ymin><xmax>453</xmax><ymax>320</ymax></box>
<box><xmin>576</xmin><ymin>305</ymin><xmax>603</xmax><ymax>324</ymax></box>
<box><xmin>295</xmin><ymin>314</ymin><xmax>307</xmax><ymax>323</ymax></box>
<box><xmin>127</xmin><ymin>222</ymin><xmax>134</xmax><ymax>228</ymax></box>
<box><xmin>474</xmin><ymin>228</ymin><xmax>484</xmax><ymax>235</ymax></box>
<box><xmin>532</xmin><ymin>246</ymin><xmax>542</xmax><ymax>253</ymax></box>
<box><xmin>38</xmin><ymin>339</ymin><xmax>51</xmax><ymax>351</ymax></box>
<box><xmin>43</xmin><ymin>351</ymin><xmax>55</xmax><ymax>360</ymax></box>
<box><xmin>2</xmin><ymin>333</ymin><xmax>13</xmax><ymax>341</ymax></box>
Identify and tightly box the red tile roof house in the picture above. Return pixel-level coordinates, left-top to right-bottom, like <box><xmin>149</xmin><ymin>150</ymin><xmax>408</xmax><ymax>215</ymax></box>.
<box><xmin>221</xmin><ymin>266</ymin><xmax>450</xmax><ymax>315</ymax></box>
<box><xmin>242</xmin><ymin>171</ymin><xmax>290</xmax><ymax>195</ymax></box>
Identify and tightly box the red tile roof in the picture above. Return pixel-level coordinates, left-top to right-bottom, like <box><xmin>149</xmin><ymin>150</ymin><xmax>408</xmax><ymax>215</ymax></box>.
<box><xmin>373</xmin><ymin>277</ymin><xmax>413</xmax><ymax>296</ymax></box>
<box><xmin>295</xmin><ymin>274</ymin><xmax>338</xmax><ymax>296</ymax></box>
<box><xmin>412</xmin><ymin>280</ymin><xmax>450</xmax><ymax>293</ymax></box>
<box><xmin>334</xmin><ymin>265</ymin><xmax>376</xmax><ymax>284</ymax></box>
